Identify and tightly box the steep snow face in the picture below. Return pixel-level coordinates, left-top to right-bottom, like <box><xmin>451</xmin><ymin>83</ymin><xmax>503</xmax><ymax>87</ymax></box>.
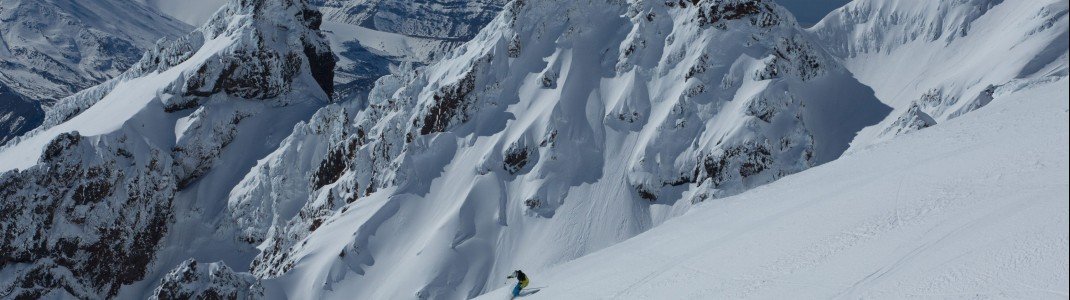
<box><xmin>809</xmin><ymin>0</ymin><xmax>1069</xmax><ymax>148</ymax></box>
<box><xmin>0</xmin><ymin>0</ymin><xmax>334</xmax><ymax>298</ymax></box>
<box><xmin>479</xmin><ymin>77</ymin><xmax>1070</xmax><ymax>299</ymax></box>
<box><xmin>0</xmin><ymin>0</ymin><xmax>191</xmax><ymax>104</ymax></box>
<box><xmin>222</xmin><ymin>0</ymin><xmax>886</xmax><ymax>298</ymax></box>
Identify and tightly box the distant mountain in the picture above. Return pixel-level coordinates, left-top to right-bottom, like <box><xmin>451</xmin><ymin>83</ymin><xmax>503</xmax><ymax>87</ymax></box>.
<box><xmin>135</xmin><ymin>0</ymin><xmax>228</xmax><ymax>26</ymax></box>
<box><xmin>229</xmin><ymin>0</ymin><xmax>885</xmax><ymax>298</ymax></box>
<box><xmin>809</xmin><ymin>0</ymin><xmax>1068</xmax><ymax>148</ymax></box>
<box><xmin>1</xmin><ymin>0</ymin><xmax>1065</xmax><ymax>299</ymax></box>
<box><xmin>317</xmin><ymin>0</ymin><xmax>506</xmax><ymax>40</ymax></box>
<box><xmin>0</xmin><ymin>0</ymin><xmax>190</xmax><ymax>143</ymax></box>
<box><xmin>138</xmin><ymin>0</ymin><xmax>509</xmax><ymax>100</ymax></box>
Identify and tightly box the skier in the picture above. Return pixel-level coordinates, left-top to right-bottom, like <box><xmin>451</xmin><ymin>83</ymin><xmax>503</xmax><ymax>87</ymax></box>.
<box><xmin>506</xmin><ymin>269</ymin><xmax>529</xmax><ymax>298</ymax></box>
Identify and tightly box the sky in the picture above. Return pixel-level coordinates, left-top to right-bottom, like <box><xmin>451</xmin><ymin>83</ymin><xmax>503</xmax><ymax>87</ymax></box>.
<box><xmin>777</xmin><ymin>0</ymin><xmax>853</xmax><ymax>27</ymax></box>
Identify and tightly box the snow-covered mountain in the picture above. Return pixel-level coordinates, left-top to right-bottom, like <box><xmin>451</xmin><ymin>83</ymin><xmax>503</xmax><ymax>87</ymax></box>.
<box><xmin>136</xmin><ymin>0</ymin><xmax>229</xmax><ymax>26</ymax></box>
<box><xmin>219</xmin><ymin>0</ymin><xmax>887</xmax><ymax>298</ymax></box>
<box><xmin>0</xmin><ymin>0</ymin><xmax>333</xmax><ymax>297</ymax></box>
<box><xmin>137</xmin><ymin>0</ymin><xmax>507</xmax><ymax>100</ymax></box>
<box><xmin>317</xmin><ymin>0</ymin><xmax>506</xmax><ymax>40</ymax></box>
<box><xmin>1</xmin><ymin>0</ymin><xmax>1066</xmax><ymax>299</ymax></box>
<box><xmin>809</xmin><ymin>0</ymin><xmax>1068</xmax><ymax>148</ymax></box>
<box><xmin>477</xmin><ymin>76</ymin><xmax>1070</xmax><ymax>299</ymax></box>
<box><xmin>0</xmin><ymin>0</ymin><xmax>191</xmax><ymax>143</ymax></box>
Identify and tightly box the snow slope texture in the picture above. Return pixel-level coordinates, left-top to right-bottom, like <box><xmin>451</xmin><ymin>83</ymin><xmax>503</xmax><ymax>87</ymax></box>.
<box><xmin>479</xmin><ymin>74</ymin><xmax>1069</xmax><ymax>300</ymax></box>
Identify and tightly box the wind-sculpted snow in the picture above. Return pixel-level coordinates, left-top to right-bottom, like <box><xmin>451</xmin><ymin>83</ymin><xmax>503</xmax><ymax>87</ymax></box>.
<box><xmin>226</xmin><ymin>0</ymin><xmax>886</xmax><ymax>298</ymax></box>
<box><xmin>0</xmin><ymin>0</ymin><xmax>335</xmax><ymax>297</ymax></box>
<box><xmin>809</xmin><ymin>0</ymin><xmax>1069</xmax><ymax>148</ymax></box>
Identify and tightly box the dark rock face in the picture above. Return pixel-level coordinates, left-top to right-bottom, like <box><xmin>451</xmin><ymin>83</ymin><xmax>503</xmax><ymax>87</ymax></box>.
<box><xmin>0</xmin><ymin>133</ymin><xmax>176</xmax><ymax>298</ymax></box>
<box><xmin>670</xmin><ymin>0</ymin><xmax>781</xmax><ymax>29</ymax></box>
<box><xmin>417</xmin><ymin>67</ymin><xmax>479</xmax><ymax>135</ymax></box>
<box><xmin>503</xmin><ymin>143</ymin><xmax>536</xmax><ymax>175</ymax></box>
<box><xmin>1</xmin><ymin>0</ymin><xmax>336</xmax><ymax>298</ymax></box>
<box><xmin>313</xmin><ymin>135</ymin><xmax>360</xmax><ymax>190</ymax></box>
<box><xmin>694</xmin><ymin>142</ymin><xmax>778</xmax><ymax>187</ymax></box>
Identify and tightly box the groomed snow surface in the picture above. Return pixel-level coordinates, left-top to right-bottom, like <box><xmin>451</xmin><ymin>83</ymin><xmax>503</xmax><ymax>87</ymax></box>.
<box><xmin>479</xmin><ymin>78</ymin><xmax>1069</xmax><ymax>299</ymax></box>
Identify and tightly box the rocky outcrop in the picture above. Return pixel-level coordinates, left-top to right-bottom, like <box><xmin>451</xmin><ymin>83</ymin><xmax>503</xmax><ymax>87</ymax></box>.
<box><xmin>0</xmin><ymin>132</ymin><xmax>176</xmax><ymax>298</ymax></box>
<box><xmin>149</xmin><ymin>259</ymin><xmax>262</xmax><ymax>300</ymax></box>
<box><xmin>0</xmin><ymin>0</ymin><xmax>336</xmax><ymax>298</ymax></box>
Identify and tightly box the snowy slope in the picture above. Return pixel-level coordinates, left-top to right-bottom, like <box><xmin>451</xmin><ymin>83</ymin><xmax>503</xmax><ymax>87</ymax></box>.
<box><xmin>223</xmin><ymin>1</ymin><xmax>887</xmax><ymax>299</ymax></box>
<box><xmin>0</xmin><ymin>0</ymin><xmax>334</xmax><ymax>297</ymax></box>
<box><xmin>137</xmin><ymin>0</ymin><xmax>505</xmax><ymax>99</ymax></box>
<box><xmin>478</xmin><ymin>75</ymin><xmax>1069</xmax><ymax>300</ymax></box>
<box><xmin>809</xmin><ymin>0</ymin><xmax>1068</xmax><ymax>148</ymax></box>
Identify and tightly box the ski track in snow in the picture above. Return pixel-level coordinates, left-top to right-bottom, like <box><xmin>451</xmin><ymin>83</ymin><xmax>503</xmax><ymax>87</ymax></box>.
<box><xmin>478</xmin><ymin>78</ymin><xmax>1070</xmax><ymax>299</ymax></box>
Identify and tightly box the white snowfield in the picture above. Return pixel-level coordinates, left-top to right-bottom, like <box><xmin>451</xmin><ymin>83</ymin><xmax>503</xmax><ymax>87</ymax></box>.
<box><xmin>479</xmin><ymin>78</ymin><xmax>1069</xmax><ymax>299</ymax></box>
